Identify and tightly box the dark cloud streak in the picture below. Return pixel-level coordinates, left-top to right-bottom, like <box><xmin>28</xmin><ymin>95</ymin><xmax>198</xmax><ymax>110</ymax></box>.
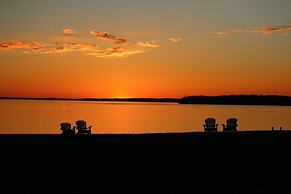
<box><xmin>90</xmin><ymin>30</ymin><xmax>127</xmax><ymax>44</ymax></box>
<box><xmin>209</xmin><ymin>24</ymin><xmax>291</xmax><ymax>37</ymax></box>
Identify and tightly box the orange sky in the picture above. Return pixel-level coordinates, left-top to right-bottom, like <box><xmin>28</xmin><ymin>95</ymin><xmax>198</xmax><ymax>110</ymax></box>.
<box><xmin>0</xmin><ymin>0</ymin><xmax>291</xmax><ymax>98</ymax></box>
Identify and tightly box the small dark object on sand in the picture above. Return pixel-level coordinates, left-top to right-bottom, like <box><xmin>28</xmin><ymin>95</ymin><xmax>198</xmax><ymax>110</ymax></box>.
<box><xmin>60</xmin><ymin>122</ymin><xmax>75</xmax><ymax>135</ymax></box>
<box><xmin>222</xmin><ymin>118</ymin><xmax>238</xmax><ymax>132</ymax></box>
<box><xmin>203</xmin><ymin>118</ymin><xmax>218</xmax><ymax>132</ymax></box>
<box><xmin>76</xmin><ymin>120</ymin><xmax>92</xmax><ymax>135</ymax></box>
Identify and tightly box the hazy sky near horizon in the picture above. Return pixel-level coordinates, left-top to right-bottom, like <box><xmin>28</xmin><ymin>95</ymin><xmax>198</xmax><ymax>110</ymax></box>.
<box><xmin>0</xmin><ymin>0</ymin><xmax>291</xmax><ymax>98</ymax></box>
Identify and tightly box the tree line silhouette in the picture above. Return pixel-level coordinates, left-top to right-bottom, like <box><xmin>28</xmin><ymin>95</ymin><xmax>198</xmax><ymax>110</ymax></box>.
<box><xmin>179</xmin><ymin>95</ymin><xmax>291</xmax><ymax>106</ymax></box>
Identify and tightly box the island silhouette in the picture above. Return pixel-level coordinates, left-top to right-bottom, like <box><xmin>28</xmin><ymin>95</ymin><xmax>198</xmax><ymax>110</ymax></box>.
<box><xmin>179</xmin><ymin>95</ymin><xmax>291</xmax><ymax>106</ymax></box>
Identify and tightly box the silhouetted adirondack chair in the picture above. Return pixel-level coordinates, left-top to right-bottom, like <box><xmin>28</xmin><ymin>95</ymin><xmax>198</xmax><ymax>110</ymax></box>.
<box><xmin>76</xmin><ymin>120</ymin><xmax>92</xmax><ymax>135</ymax></box>
<box><xmin>222</xmin><ymin>118</ymin><xmax>238</xmax><ymax>132</ymax></box>
<box><xmin>203</xmin><ymin>118</ymin><xmax>218</xmax><ymax>132</ymax></box>
<box><xmin>60</xmin><ymin>122</ymin><xmax>75</xmax><ymax>135</ymax></box>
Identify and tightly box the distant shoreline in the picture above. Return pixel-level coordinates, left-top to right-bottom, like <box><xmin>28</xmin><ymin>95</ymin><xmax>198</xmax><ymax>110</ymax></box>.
<box><xmin>179</xmin><ymin>95</ymin><xmax>291</xmax><ymax>106</ymax></box>
<box><xmin>0</xmin><ymin>97</ymin><xmax>179</xmax><ymax>103</ymax></box>
<box><xmin>0</xmin><ymin>95</ymin><xmax>291</xmax><ymax>106</ymax></box>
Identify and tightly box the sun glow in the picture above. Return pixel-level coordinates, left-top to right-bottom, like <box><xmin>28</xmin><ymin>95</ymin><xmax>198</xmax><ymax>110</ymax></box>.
<box><xmin>113</xmin><ymin>95</ymin><xmax>130</xmax><ymax>99</ymax></box>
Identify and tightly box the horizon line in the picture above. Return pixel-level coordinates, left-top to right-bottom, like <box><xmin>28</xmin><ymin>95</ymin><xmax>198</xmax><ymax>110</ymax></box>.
<box><xmin>1</xmin><ymin>94</ymin><xmax>291</xmax><ymax>100</ymax></box>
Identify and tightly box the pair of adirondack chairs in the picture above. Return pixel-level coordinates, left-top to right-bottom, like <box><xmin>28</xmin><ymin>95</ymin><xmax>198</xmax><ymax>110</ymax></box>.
<box><xmin>60</xmin><ymin>120</ymin><xmax>92</xmax><ymax>135</ymax></box>
<box><xmin>203</xmin><ymin>118</ymin><xmax>238</xmax><ymax>132</ymax></box>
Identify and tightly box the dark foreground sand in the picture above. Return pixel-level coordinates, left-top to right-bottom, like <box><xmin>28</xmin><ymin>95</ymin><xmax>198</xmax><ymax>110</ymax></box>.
<box><xmin>0</xmin><ymin>131</ymin><xmax>291</xmax><ymax>194</ymax></box>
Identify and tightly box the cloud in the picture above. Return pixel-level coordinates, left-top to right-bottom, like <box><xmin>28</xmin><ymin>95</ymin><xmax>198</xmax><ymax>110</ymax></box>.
<box><xmin>0</xmin><ymin>28</ymin><xmax>166</xmax><ymax>58</ymax></box>
<box><xmin>208</xmin><ymin>31</ymin><xmax>229</xmax><ymax>36</ymax></box>
<box><xmin>209</xmin><ymin>24</ymin><xmax>291</xmax><ymax>37</ymax></box>
<box><xmin>89</xmin><ymin>29</ymin><xmax>160</xmax><ymax>57</ymax></box>
<box><xmin>137</xmin><ymin>40</ymin><xmax>160</xmax><ymax>48</ymax></box>
<box><xmin>169</xmin><ymin>37</ymin><xmax>182</xmax><ymax>43</ymax></box>
<box><xmin>0</xmin><ymin>40</ymin><xmax>99</xmax><ymax>54</ymax></box>
<box><xmin>0</xmin><ymin>41</ymin><xmax>43</xmax><ymax>51</ymax></box>
<box><xmin>232</xmin><ymin>25</ymin><xmax>291</xmax><ymax>35</ymax></box>
<box><xmin>90</xmin><ymin>30</ymin><xmax>127</xmax><ymax>44</ymax></box>
<box><xmin>62</xmin><ymin>28</ymin><xmax>77</xmax><ymax>36</ymax></box>
<box><xmin>89</xmin><ymin>47</ymin><xmax>144</xmax><ymax>58</ymax></box>
<box><xmin>258</xmin><ymin>25</ymin><xmax>291</xmax><ymax>35</ymax></box>
<box><xmin>0</xmin><ymin>40</ymin><xmax>145</xmax><ymax>58</ymax></box>
<box><xmin>38</xmin><ymin>43</ymin><xmax>99</xmax><ymax>54</ymax></box>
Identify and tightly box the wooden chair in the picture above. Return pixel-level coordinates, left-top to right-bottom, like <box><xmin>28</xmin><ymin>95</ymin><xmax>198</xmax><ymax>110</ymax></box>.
<box><xmin>222</xmin><ymin>118</ymin><xmax>238</xmax><ymax>132</ymax></box>
<box><xmin>60</xmin><ymin>123</ymin><xmax>75</xmax><ymax>135</ymax></box>
<box><xmin>76</xmin><ymin>120</ymin><xmax>92</xmax><ymax>135</ymax></box>
<box><xmin>203</xmin><ymin>118</ymin><xmax>218</xmax><ymax>132</ymax></box>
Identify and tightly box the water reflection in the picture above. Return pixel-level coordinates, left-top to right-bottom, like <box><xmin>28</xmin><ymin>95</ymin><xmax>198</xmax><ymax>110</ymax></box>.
<box><xmin>0</xmin><ymin>100</ymin><xmax>290</xmax><ymax>134</ymax></box>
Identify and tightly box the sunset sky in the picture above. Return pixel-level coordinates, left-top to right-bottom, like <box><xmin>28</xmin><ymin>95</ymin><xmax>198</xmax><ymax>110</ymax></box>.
<box><xmin>0</xmin><ymin>0</ymin><xmax>291</xmax><ymax>98</ymax></box>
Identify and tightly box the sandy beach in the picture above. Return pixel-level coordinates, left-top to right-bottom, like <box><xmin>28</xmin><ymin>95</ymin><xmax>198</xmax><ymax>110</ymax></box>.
<box><xmin>1</xmin><ymin>131</ymin><xmax>291</xmax><ymax>193</ymax></box>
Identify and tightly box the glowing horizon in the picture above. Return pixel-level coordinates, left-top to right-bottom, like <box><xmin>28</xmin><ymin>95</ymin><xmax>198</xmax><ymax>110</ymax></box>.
<box><xmin>1</xmin><ymin>0</ymin><xmax>291</xmax><ymax>98</ymax></box>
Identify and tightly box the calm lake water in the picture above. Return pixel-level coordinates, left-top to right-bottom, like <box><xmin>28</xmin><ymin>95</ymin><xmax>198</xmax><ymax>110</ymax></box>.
<box><xmin>0</xmin><ymin>100</ymin><xmax>290</xmax><ymax>134</ymax></box>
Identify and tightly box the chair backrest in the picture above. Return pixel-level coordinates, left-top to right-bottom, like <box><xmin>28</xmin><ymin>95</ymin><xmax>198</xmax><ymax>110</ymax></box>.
<box><xmin>226</xmin><ymin>118</ymin><xmax>238</xmax><ymax>128</ymax></box>
<box><xmin>60</xmin><ymin>123</ymin><xmax>72</xmax><ymax>131</ymax></box>
<box><xmin>205</xmin><ymin>118</ymin><xmax>216</xmax><ymax>128</ymax></box>
<box><xmin>76</xmin><ymin>120</ymin><xmax>87</xmax><ymax>130</ymax></box>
